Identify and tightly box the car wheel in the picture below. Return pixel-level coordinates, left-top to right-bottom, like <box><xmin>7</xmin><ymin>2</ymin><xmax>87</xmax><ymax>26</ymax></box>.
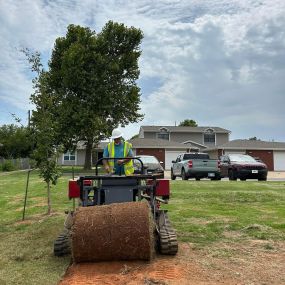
<box><xmin>258</xmin><ymin>177</ymin><xmax>267</xmax><ymax>181</ymax></box>
<box><xmin>171</xmin><ymin>169</ymin><xmax>176</xmax><ymax>180</ymax></box>
<box><xmin>195</xmin><ymin>177</ymin><xmax>200</xmax><ymax>181</ymax></box>
<box><xmin>229</xmin><ymin>170</ymin><xmax>237</xmax><ymax>181</ymax></box>
<box><xmin>240</xmin><ymin>178</ymin><xmax>246</xmax><ymax>181</ymax></box>
<box><xmin>181</xmin><ymin>169</ymin><xmax>188</xmax><ymax>180</ymax></box>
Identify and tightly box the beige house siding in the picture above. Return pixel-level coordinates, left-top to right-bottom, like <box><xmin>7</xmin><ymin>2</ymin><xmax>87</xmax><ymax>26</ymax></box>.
<box><xmin>143</xmin><ymin>131</ymin><xmax>228</xmax><ymax>147</ymax></box>
<box><xmin>171</xmin><ymin>132</ymin><xmax>203</xmax><ymax>144</ymax></box>
<box><xmin>206</xmin><ymin>149</ymin><xmax>219</xmax><ymax>159</ymax></box>
<box><xmin>143</xmin><ymin>132</ymin><xmax>157</xmax><ymax>139</ymax></box>
<box><xmin>215</xmin><ymin>133</ymin><xmax>229</xmax><ymax>146</ymax></box>
<box><xmin>58</xmin><ymin>149</ymin><xmax>87</xmax><ymax>166</ymax></box>
<box><xmin>139</xmin><ymin>128</ymin><xmax>144</xmax><ymax>138</ymax></box>
<box><xmin>77</xmin><ymin>150</ymin><xmax>86</xmax><ymax>165</ymax></box>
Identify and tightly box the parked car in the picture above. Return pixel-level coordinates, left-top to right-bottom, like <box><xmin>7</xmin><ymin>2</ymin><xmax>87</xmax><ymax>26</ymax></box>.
<box><xmin>253</xmin><ymin>157</ymin><xmax>264</xmax><ymax>163</ymax></box>
<box><xmin>134</xmin><ymin>155</ymin><xmax>164</xmax><ymax>178</ymax></box>
<box><xmin>220</xmin><ymin>154</ymin><xmax>268</xmax><ymax>181</ymax></box>
<box><xmin>171</xmin><ymin>152</ymin><xmax>221</xmax><ymax>180</ymax></box>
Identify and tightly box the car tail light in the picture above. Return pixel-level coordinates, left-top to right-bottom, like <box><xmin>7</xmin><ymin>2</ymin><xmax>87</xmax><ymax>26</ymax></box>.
<box><xmin>217</xmin><ymin>160</ymin><xmax>221</xmax><ymax>168</ymax></box>
<box><xmin>188</xmin><ymin>160</ymin><xmax>193</xmax><ymax>168</ymax></box>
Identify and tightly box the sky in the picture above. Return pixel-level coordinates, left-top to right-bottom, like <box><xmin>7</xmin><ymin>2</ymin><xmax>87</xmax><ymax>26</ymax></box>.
<box><xmin>0</xmin><ymin>0</ymin><xmax>285</xmax><ymax>142</ymax></box>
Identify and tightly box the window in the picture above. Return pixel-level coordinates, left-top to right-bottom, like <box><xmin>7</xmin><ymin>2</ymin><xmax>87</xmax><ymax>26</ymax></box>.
<box><xmin>204</xmin><ymin>133</ymin><xmax>215</xmax><ymax>143</ymax></box>
<box><xmin>183</xmin><ymin>153</ymin><xmax>209</xmax><ymax>160</ymax></box>
<box><xmin>64</xmin><ymin>151</ymin><xmax>76</xmax><ymax>161</ymax></box>
<box><xmin>204</xmin><ymin>128</ymin><xmax>215</xmax><ymax>144</ymax></box>
<box><xmin>157</xmin><ymin>133</ymin><xmax>169</xmax><ymax>140</ymax></box>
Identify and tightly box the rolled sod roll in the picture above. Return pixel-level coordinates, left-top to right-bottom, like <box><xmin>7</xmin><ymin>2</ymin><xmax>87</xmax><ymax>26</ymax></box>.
<box><xmin>71</xmin><ymin>202</ymin><xmax>155</xmax><ymax>262</ymax></box>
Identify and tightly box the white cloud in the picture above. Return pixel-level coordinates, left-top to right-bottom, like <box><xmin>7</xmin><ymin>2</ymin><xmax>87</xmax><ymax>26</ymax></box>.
<box><xmin>0</xmin><ymin>0</ymin><xmax>285</xmax><ymax>141</ymax></box>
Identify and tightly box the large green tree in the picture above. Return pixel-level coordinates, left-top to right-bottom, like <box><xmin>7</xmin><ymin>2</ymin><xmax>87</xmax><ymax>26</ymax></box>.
<box><xmin>178</xmin><ymin>119</ymin><xmax>198</xmax><ymax>127</ymax></box>
<box><xmin>47</xmin><ymin>21</ymin><xmax>144</xmax><ymax>169</ymax></box>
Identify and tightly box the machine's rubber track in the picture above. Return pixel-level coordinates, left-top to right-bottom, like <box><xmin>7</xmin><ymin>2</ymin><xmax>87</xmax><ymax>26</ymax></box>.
<box><xmin>159</xmin><ymin>214</ymin><xmax>178</xmax><ymax>255</ymax></box>
<box><xmin>54</xmin><ymin>230</ymin><xmax>71</xmax><ymax>256</ymax></box>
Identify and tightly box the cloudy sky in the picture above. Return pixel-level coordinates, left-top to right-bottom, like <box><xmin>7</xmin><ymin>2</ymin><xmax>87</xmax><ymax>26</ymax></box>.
<box><xmin>1</xmin><ymin>0</ymin><xmax>285</xmax><ymax>141</ymax></box>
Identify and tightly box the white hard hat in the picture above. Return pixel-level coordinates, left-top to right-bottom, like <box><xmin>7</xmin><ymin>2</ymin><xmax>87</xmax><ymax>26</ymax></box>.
<box><xmin>110</xmin><ymin>128</ymin><xmax>123</xmax><ymax>139</ymax></box>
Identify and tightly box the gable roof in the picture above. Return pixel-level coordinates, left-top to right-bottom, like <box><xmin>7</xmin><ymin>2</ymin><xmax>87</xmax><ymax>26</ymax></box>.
<box><xmin>182</xmin><ymin>139</ymin><xmax>207</xmax><ymax>148</ymax></box>
<box><xmin>217</xmin><ymin>139</ymin><xmax>285</xmax><ymax>150</ymax></box>
<box><xmin>129</xmin><ymin>138</ymin><xmax>189</xmax><ymax>149</ymax></box>
<box><xmin>140</xmin><ymin>126</ymin><xmax>230</xmax><ymax>133</ymax></box>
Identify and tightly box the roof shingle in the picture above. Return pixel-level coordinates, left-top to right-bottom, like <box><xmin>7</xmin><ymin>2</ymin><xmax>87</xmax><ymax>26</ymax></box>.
<box><xmin>140</xmin><ymin>125</ymin><xmax>230</xmax><ymax>133</ymax></box>
<box><xmin>217</xmin><ymin>139</ymin><xmax>285</xmax><ymax>150</ymax></box>
<box><xmin>129</xmin><ymin>138</ymin><xmax>188</xmax><ymax>149</ymax></box>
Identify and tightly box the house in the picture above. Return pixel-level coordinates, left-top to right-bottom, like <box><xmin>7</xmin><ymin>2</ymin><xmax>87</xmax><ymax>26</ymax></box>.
<box><xmin>58</xmin><ymin>126</ymin><xmax>285</xmax><ymax>171</ymax></box>
<box><xmin>129</xmin><ymin>138</ymin><xmax>189</xmax><ymax>169</ymax></box>
<box><xmin>139</xmin><ymin>126</ymin><xmax>230</xmax><ymax>146</ymax></box>
<box><xmin>58</xmin><ymin>126</ymin><xmax>231</xmax><ymax>169</ymax></box>
<box><xmin>205</xmin><ymin>139</ymin><xmax>285</xmax><ymax>171</ymax></box>
<box><xmin>57</xmin><ymin>141</ymin><xmax>108</xmax><ymax>166</ymax></box>
<box><xmin>135</xmin><ymin>126</ymin><xmax>231</xmax><ymax>169</ymax></box>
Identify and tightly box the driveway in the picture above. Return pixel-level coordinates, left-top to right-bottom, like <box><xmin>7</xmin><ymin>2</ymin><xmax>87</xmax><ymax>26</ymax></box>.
<box><xmin>164</xmin><ymin>171</ymin><xmax>285</xmax><ymax>181</ymax></box>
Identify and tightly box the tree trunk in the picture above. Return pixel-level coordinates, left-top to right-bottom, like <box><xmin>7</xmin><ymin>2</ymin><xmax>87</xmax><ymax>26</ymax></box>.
<box><xmin>84</xmin><ymin>139</ymin><xmax>93</xmax><ymax>170</ymax></box>
<box><xmin>47</xmin><ymin>181</ymin><xmax>51</xmax><ymax>215</ymax></box>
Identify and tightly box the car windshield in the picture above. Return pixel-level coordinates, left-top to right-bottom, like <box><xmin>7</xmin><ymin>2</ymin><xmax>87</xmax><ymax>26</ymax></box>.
<box><xmin>183</xmin><ymin>153</ymin><xmax>209</xmax><ymax>160</ymax></box>
<box><xmin>229</xmin><ymin>154</ymin><xmax>257</xmax><ymax>162</ymax></box>
<box><xmin>138</xmin><ymin>156</ymin><xmax>159</xmax><ymax>164</ymax></box>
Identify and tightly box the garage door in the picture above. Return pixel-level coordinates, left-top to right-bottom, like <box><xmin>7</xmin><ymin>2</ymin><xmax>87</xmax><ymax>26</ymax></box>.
<box><xmin>224</xmin><ymin>150</ymin><xmax>245</xmax><ymax>155</ymax></box>
<box><xmin>165</xmin><ymin>151</ymin><xmax>182</xmax><ymax>170</ymax></box>
<box><xmin>273</xmin><ymin>151</ymin><xmax>285</xmax><ymax>171</ymax></box>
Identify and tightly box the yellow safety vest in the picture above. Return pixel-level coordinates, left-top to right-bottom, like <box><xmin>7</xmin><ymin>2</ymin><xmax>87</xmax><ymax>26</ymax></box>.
<box><xmin>107</xmin><ymin>141</ymin><xmax>134</xmax><ymax>175</ymax></box>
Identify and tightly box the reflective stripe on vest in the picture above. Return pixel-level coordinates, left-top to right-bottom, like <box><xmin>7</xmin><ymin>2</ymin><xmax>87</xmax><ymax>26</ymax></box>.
<box><xmin>107</xmin><ymin>141</ymin><xmax>134</xmax><ymax>175</ymax></box>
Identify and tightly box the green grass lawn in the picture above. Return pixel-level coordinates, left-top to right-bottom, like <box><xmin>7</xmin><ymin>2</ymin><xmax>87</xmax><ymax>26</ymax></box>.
<box><xmin>0</xmin><ymin>171</ymin><xmax>284</xmax><ymax>284</ymax></box>
<box><xmin>165</xmin><ymin>181</ymin><xmax>285</xmax><ymax>246</ymax></box>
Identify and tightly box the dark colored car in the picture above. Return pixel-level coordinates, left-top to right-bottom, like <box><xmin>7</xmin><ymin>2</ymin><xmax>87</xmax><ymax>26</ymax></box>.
<box><xmin>220</xmin><ymin>154</ymin><xmax>268</xmax><ymax>181</ymax></box>
<box><xmin>134</xmin><ymin>155</ymin><xmax>164</xmax><ymax>178</ymax></box>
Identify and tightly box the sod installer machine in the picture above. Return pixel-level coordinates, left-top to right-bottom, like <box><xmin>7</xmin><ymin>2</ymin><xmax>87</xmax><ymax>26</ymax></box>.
<box><xmin>54</xmin><ymin>157</ymin><xmax>178</xmax><ymax>262</ymax></box>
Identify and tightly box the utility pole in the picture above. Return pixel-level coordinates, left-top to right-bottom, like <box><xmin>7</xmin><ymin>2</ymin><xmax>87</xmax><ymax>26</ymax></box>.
<box><xmin>28</xmin><ymin>110</ymin><xmax>30</xmax><ymax>128</ymax></box>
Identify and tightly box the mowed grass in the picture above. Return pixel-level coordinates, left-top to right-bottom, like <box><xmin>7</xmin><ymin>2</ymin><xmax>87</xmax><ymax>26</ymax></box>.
<box><xmin>0</xmin><ymin>171</ymin><xmax>73</xmax><ymax>285</ymax></box>
<box><xmin>0</xmin><ymin>171</ymin><xmax>285</xmax><ymax>284</ymax></box>
<box><xmin>166</xmin><ymin>180</ymin><xmax>285</xmax><ymax>245</ymax></box>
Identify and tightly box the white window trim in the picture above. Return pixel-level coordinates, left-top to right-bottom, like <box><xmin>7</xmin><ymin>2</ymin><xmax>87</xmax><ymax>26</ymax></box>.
<box><xmin>62</xmin><ymin>150</ymin><xmax>77</xmax><ymax>164</ymax></box>
<box><xmin>159</xmin><ymin>127</ymin><xmax>170</xmax><ymax>132</ymax></box>
<box><xmin>203</xmin><ymin>132</ymin><xmax>216</xmax><ymax>145</ymax></box>
<box><xmin>182</xmin><ymin>140</ymin><xmax>206</xmax><ymax>148</ymax></box>
<box><xmin>156</xmin><ymin>132</ymin><xmax>170</xmax><ymax>141</ymax></box>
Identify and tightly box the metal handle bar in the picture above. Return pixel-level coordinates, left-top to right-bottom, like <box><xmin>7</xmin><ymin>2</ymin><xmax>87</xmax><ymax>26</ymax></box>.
<box><xmin>95</xmin><ymin>157</ymin><xmax>145</xmax><ymax>175</ymax></box>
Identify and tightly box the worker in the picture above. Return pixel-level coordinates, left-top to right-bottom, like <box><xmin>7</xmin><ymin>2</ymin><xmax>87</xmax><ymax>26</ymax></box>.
<box><xmin>103</xmin><ymin>128</ymin><xmax>134</xmax><ymax>175</ymax></box>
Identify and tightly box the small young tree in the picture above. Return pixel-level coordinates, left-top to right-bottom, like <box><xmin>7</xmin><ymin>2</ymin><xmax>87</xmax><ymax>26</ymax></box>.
<box><xmin>23</xmin><ymin>49</ymin><xmax>61</xmax><ymax>215</ymax></box>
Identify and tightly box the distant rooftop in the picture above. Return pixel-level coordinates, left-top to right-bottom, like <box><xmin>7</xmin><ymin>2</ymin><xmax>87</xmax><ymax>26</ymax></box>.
<box><xmin>129</xmin><ymin>138</ymin><xmax>188</xmax><ymax>149</ymax></box>
<box><xmin>216</xmin><ymin>139</ymin><xmax>285</xmax><ymax>150</ymax></box>
<box><xmin>140</xmin><ymin>126</ymin><xmax>231</xmax><ymax>133</ymax></box>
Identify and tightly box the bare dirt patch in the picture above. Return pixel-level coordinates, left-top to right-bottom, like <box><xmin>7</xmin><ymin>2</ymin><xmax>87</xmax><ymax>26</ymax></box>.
<box><xmin>58</xmin><ymin>240</ymin><xmax>285</xmax><ymax>284</ymax></box>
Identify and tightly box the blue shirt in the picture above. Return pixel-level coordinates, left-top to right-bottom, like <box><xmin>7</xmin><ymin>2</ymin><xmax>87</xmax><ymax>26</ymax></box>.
<box><xmin>103</xmin><ymin>141</ymin><xmax>133</xmax><ymax>175</ymax></box>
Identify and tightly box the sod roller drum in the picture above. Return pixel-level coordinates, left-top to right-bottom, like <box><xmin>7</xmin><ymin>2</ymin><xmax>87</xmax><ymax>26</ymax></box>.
<box><xmin>71</xmin><ymin>202</ymin><xmax>155</xmax><ymax>262</ymax></box>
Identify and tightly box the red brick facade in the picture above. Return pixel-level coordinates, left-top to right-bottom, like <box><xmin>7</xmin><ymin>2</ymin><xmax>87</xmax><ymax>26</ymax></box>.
<box><xmin>136</xmin><ymin>148</ymin><xmax>165</xmax><ymax>167</ymax></box>
<box><xmin>246</xmin><ymin>150</ymin><xmax>274</xmax><ymax>171</ymax></box>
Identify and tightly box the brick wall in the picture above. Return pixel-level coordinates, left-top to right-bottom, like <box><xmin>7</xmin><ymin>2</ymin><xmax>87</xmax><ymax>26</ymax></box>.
<box><xmin>246</xmin><ymin>150</ymin><xmax>274</xmax><ymax>171</ymax></box>
<box><xmin>135</xmin><ymin>148</ymin><xmax>165</xmax><ymax>166</ymax></box>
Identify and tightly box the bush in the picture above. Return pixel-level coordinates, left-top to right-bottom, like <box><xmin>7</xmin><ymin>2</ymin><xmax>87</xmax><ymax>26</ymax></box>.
<box><xmin>1</xmin><ymin>160</ymin><xmax>16</xmax><ymax>171</ymax></box>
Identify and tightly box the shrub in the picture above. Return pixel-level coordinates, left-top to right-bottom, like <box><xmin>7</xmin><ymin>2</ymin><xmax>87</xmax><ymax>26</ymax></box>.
<box><xmin>1</xmin><ymin>160</ymin><xmax>16</xmax><ymax>171</ymax></box>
